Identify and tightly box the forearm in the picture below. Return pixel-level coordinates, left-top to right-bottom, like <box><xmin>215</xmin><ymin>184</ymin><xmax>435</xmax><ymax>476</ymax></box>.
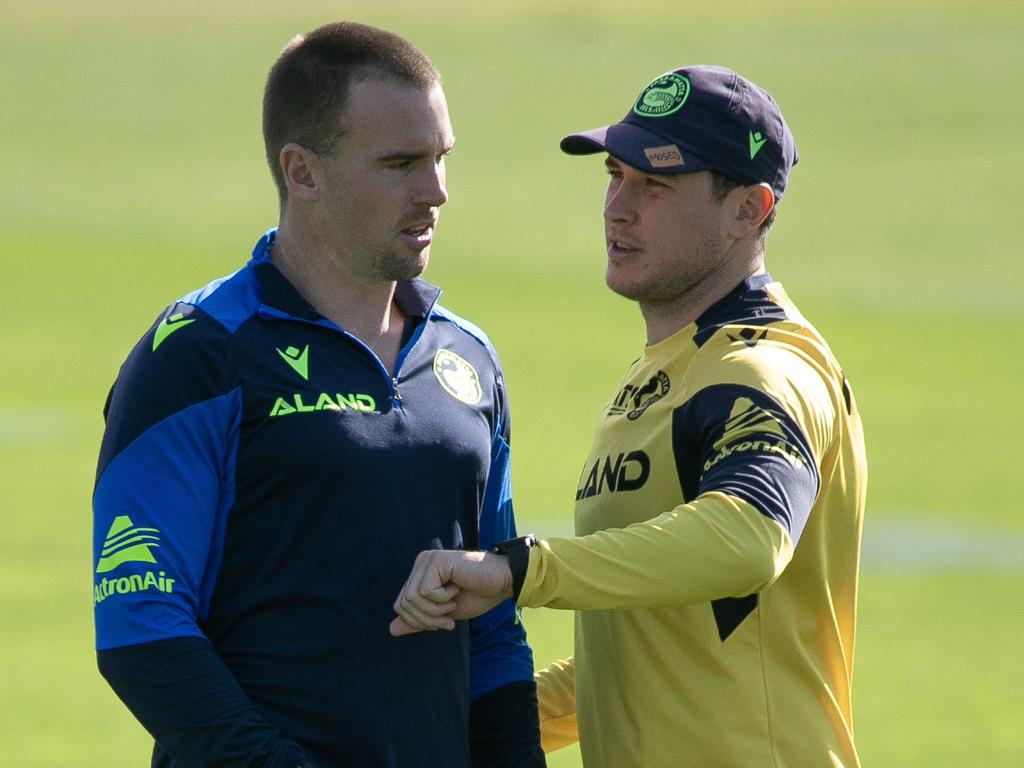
<box><xmin>98</xmin><ymin>636</ymin><xmax>313</xmax><ymax>767</ymax></box>
<box><xmin>534</xmin><ymin>658</ymin><xmax>578</xmax><ymax>753</ymax></box>
<box><xmin>519</xmin><ymin>492</ymin><xmax>793</xmax><ymax>611</ymax></box>
<box><xmin>469</xmin><ymin>680</ymin><xmax>545</xmax><ymax>767</ymax></box>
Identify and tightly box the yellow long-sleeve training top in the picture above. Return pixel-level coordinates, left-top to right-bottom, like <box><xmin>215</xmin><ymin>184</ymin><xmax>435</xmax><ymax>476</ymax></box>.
<box><xmin>520</xmin><ymin>275</ymin><xmax>867</xmax><ymax>768</ymax></box>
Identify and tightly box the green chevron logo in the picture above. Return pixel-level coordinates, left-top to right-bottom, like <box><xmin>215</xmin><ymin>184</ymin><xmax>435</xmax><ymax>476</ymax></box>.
<box><xmin>749</xmin><ymin>130</ymin><xmax>768</xmax><ymax>159</ymax></box>
<box><xmin>153</xmin><ymin>312</ymin><xmax>195</xmax><ymax>351</ymax></box>
<box><xmin>276</xmin><ymin>345</ymin><xmax>309</xmax><ymax>380</ymax></box>
<box><xmin>96</xmin><ymin>515</ymin><xmax>161</xmax><ymax>574</ymax></box>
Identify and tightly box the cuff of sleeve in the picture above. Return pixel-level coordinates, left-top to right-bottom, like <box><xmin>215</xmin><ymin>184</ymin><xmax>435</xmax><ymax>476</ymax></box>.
<box><xmin>493</xmin><ymin>535</ymin><xmax>537</xmax><ymax>603</ymax></box>
<box><xmin>517</xmin><ymin>540</ymin><xmax>548</xmax><ymax>607</ymax></box>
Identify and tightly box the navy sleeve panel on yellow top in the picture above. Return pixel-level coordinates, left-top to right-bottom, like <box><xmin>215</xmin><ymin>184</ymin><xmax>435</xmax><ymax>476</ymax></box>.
<box><xmin>672</xmin><ymin>383</ymin><xmax>820</xmax><ymax>544</ymax></box>
<box><xmin>672</xmin><ymin>382</ymin><xmax>820</xmax><ymax>640</ymax></box>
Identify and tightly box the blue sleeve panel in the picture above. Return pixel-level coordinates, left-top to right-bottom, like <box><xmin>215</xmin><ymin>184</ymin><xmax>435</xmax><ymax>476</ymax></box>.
<box><xmin>93</xmin><ymin>302</ymin><xmax>242</xmax><ymax>650</ymax></box>
<box><xmin>468</xmin><ymin>415</ymin><xmax>536</xmax><ymax>703</ymax></box>
<box><xmin>93</xmin><ymin>390</ymin><xmax>241</xmax><ymax>650</ymax></box>
<box><xmin>672</xmin><ymin>383</ymin><xmax>820</xmax><ymax>546</ymax></box>
<box><xmin>97</xmin><ymin>636</ymin><xmax>313</xmax><ymax>767</ymax></box>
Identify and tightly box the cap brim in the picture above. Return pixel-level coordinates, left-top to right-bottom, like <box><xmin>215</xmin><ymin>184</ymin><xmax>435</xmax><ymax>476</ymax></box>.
<box><xmin>560</xmin><ymin>121</ymin><xmax>716</xmax><ymax>175</ymax></box>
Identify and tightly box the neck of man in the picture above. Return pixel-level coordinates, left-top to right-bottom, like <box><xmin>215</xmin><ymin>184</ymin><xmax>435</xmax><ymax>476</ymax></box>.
<box><xmin>270</xmin><ymin>223</ymin><xmax>406</xmax><ymax>360</ymax></box>
<box><xmin>639</xmin><ymin>252</ymin><xmax>766</xmax><ymax>347</ymax></box>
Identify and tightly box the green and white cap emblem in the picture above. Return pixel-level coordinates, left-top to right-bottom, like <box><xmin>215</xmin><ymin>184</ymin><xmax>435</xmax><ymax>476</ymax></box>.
<box><xmin>633</xmin><ymin>72</ymin><xmax>691</xmax><ymax>118</ymax></box>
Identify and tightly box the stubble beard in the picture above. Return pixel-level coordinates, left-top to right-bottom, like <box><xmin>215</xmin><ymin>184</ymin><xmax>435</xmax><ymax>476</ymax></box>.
<box><xmin>374</xmin><ymin>245</ymin><xmax>430</xmax><ymax>282</ymax></box>
<box><xmin>610</xmin><ymin>229</ymin><xmax>730</xmax><ymax>312</ymax></box>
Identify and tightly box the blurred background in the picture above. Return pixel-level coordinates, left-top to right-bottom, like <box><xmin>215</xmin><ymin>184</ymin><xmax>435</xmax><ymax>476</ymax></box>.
<box><xmin>2</xmin><ymin>0</ymin><xmax>1022</xmax><ymax>765</ymax></box>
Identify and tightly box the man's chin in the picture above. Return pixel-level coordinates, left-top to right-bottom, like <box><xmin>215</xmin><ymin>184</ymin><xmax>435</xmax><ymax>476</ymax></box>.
<box><xmin>606</xmin><ymin>273</ymin><xmax>647</xmax><ymax>303</ymax></box>
<box><xmin>385</xmin><ymin>251</ymin><xmax>430</xmax><ymax>282</ymax></box>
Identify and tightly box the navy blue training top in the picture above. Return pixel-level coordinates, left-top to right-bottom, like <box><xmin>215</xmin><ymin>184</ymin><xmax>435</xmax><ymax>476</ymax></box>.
<box><xmin>93</xmin><ymin>229</ymin><xmax>536</xmax><ymax>766</ymax></box>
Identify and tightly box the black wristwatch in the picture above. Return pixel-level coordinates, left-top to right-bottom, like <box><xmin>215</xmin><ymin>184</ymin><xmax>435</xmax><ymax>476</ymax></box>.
<box><xmin>491</xmin><ymin>534</ymin><xmax>537</xmax><ymax>603</ymax></box>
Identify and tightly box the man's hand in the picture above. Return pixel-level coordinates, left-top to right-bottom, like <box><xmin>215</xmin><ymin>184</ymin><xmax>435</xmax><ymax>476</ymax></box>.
<box><xmin>390</xmin><ymin>550</ymin><xmax>514</xmax><ymax>637</ymax></box>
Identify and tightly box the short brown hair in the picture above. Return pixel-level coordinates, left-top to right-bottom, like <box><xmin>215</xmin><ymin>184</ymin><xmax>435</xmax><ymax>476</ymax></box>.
<box><xmin>262</xmin><ymin>22</ymin><xmax>440</xmax><ymax>201</ymax></box>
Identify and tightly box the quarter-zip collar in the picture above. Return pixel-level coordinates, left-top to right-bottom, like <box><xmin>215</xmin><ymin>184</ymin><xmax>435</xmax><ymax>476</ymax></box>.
<box><xmin>248</xmin><ymin>227</ymin><xmax>442</xmax><ymax>327</ymax></box>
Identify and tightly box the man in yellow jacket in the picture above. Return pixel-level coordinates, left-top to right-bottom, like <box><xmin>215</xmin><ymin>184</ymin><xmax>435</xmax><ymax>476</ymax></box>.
<box><xmin>391</xmin><ymin>65</ymin><xmax>867</xmax><ymax>768</ymax></box>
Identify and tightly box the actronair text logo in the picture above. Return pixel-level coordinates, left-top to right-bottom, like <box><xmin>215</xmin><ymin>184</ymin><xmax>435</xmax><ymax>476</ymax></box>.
<box><xmin>633</xmin><ymin>72</ymin><xmax>691</xmax><ymax>118</ymax></box>
<box><xmin>703</xmin><ymin>398</ymin><xmax>806</xmax><ymax>472</ymax></box>
<box><xmin>94</xmin><ymin>570</ymin><xmax>176</xmax><ymax>606</ymax></box>
<box><xmin>94</xmin><ymin>515</ymin><xmax>175</xmax><ymax>606</ymax></box>
<box><xmin>643</xmin><ymin>144</ymin><xmax>685</xmax><ymax>169</ymax></box>
<box><xmin>269</xmin><ymin>392</ymin><xmax>377</xmax><ymax>417</ymax></box>
<box><xmin>576</xmin><ymin>450</ymin><xmax>650</xmax><ymax>500</ymax></box>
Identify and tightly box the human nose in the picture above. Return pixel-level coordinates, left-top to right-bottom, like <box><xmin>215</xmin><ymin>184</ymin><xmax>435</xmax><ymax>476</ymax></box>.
<box><xmin>416</xmin><ymin>161</ymin><xmax>449</xmax><ymax>207</ymax></box>
<box><xmin>603</xmin><ymin>179</ymin><xmax>636</xmax><ymax>224</ymax></box>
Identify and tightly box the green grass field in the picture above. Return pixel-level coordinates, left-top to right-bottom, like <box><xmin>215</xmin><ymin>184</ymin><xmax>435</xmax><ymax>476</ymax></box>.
<box><xmin>2</xmin><ymin>1</ymin><xmax>1022</xmax><ymax>765</ymax></box>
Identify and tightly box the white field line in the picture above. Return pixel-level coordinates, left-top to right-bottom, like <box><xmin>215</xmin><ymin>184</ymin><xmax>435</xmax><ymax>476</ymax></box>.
<box><xmin>0</xmin><ymin>408</ymin><xmax>81</xmax><ymax>446</ymax></box>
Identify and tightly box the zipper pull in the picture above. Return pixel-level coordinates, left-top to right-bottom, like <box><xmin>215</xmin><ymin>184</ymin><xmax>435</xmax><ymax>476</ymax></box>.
<box><xmin>391</xmin><ymin>377</ymin><xmax>402</xmax><ymax>403</ymax></box>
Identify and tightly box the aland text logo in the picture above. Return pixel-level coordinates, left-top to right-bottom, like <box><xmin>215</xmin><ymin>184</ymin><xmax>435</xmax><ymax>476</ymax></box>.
<box><xmin>269</xmin><ymin>392</ymin><xmax>377</xmax><ymax>417</ymax></box>
<box><xmin>576</xmin><ymin>450</ymin><xmax>650</xmax><ymax>500</ymax></box>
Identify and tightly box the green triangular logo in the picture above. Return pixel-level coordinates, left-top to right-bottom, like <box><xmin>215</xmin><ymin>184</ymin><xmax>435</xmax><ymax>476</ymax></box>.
<box><xmin>276</xmin><ymin>345</ymin><xmax>309</xmax><ymax>380</ymax></box>
<box><xmin>153</xmin><ymin>312</ymin><xmax>196</xmax><ymax>351</ymax></box>
<box><xmin>749</xmin><ymin>130</ymin><xmax>768</xmax><ymax>159</ymax></box>
<box><xmin>96</xmin><ymin>515</ymin><xmax>161</xmax><ymax>573</ymax></box>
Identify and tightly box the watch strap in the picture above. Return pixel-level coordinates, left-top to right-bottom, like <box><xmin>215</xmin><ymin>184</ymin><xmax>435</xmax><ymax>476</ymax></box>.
<box><xmin>491</xmin><ymin>534</ymin><xmax>537</xmax><ymax>602</ymax></box>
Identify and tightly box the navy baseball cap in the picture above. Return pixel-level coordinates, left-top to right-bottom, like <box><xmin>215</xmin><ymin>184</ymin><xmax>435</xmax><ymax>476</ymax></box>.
<box><xmin>560</xmin><ymin>65</ymin><xmax>798</xmax><ymax>200</ymax></box>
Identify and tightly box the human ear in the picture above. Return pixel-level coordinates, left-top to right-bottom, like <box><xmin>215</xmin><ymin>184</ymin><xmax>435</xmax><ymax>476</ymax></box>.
<box><xmin>279</xmin><ymin>143</ymin><xmax>319</xmax><ymax>202</ymax></box>
<box><xmin>728</xmin><ymin>183</ymin><xmax>774</xmax><ymax>240</ymax></box>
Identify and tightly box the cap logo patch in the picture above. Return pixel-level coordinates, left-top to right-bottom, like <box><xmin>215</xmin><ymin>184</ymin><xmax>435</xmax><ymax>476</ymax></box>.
<box><xmin>633</xmin><ymin>72</ymin><xmax>691</xmax><ymax>118</ymax></box>
<box><xmin>644</xmin><ymin>145</ymin><xmax>685</xmax><ymax>168</ymax></box>
<box><xmin>749</xmin><ymin>130</ymin><xmax>768</xmax><ymax>159</ymax></box>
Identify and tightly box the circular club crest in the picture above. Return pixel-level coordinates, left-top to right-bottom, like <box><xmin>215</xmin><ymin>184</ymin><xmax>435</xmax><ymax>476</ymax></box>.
<box><xmin>433</xmin><ymin>349</ymin><xmax>482</xmax><ymax>405</ymax></box>
<box><xmin>627</xmin><ymin>370</ymin><xmax>670</xmax><ymax>420</ymax></box>
<box><xmin>633</xmin><ymin>72</ymin><xmax>691</xmax><ymax>118</ymax></box>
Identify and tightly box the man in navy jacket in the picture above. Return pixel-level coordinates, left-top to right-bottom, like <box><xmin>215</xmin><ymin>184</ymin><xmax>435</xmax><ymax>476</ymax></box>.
<box><xmin>93</xmin><ymin>21</ymin><xmax>543</xmax><ymax>768</ymax></box>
